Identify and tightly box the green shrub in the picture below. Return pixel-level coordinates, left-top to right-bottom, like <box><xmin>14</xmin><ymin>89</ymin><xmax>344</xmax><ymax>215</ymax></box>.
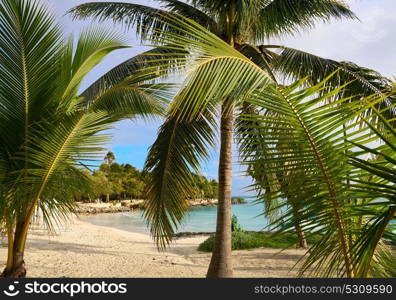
<box><xmin>197</xmin><ymin>231</ymin><xmax>321</xmax><ymax>252</ymax></box>
<box><xmin>231</xmin><ymin>215</ymin><xmax>242</xmax><ymax>232</ymax></box>
<box><xmin>198</xmin><ymin>232</ymin><xmax>261</xmax><ymax>252</ymax></box>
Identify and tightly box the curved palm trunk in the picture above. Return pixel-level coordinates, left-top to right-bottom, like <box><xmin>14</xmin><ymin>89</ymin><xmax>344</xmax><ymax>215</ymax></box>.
<box><xmin>207</xmin><ymin>107</ymin><xmax>234</xmax><ymax>278</ymax></box>
<box><xmin>290</xmin><ymin>201</ymin><xmax>307</xmax><ymax>249</ymax></box>
<box><xmin>294</xmin><ymin>219</ymin><xmax>308</xmax><ymax>249</ymax></box>
<box><xmin>207</xmin><ymin>0</ymin><xmax>236</xmax><ymax>278</ymax></box>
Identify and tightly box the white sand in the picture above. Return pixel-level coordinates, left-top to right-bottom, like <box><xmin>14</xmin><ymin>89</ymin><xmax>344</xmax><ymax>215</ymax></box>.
<box><xmin>0</xmin><ymin>217</ymin><xmax>305</xmax><ymax>277</ymax></box>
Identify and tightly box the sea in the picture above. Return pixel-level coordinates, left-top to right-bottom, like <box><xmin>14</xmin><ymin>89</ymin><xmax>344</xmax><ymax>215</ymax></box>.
<box><xmin>82</xmin><ymin>197</ymin><xmax>268</xmax><ymax>233</ymax></box>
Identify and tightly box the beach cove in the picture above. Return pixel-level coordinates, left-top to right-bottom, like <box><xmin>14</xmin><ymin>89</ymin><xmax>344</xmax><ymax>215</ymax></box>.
<box><xmin>0</xmin><ymin>216</ymin><xmax>305</xmax><ymax>278</ymax></box>
<box><xmin>79</xmin><ymin>197</ymin><xmax>268</xmax><ymax>233</ymax></box>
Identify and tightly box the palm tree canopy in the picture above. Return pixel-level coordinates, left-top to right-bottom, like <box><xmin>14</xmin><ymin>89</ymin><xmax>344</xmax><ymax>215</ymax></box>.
<box><xmin>70</xmin><ymin>0</ymin><xmax>395</xmax><ymax>112</ymax></box>
<box><xmin>70</xmin><ymin>1</ymin><xmax>396</xmax><ymax>112</ymax></box>
<box><xmin>70</xmin><ymin>0</ymin><xmax>356</xmax><ymax>43</ymax></box>
<box><xmin>136</xmin><ymin>15</ymin><xmax>395</xmax><ymax>277</ymax></box>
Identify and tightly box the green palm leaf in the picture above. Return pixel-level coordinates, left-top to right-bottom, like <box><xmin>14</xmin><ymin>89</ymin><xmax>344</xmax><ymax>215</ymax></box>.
<box><xmin>142</xmin><ymin>13</ymin><xmax>273</xmax><ymax>121</ymax></box>
<box><xmin>69</xmin><ymin>1</ymin><xmax>216</xmax><ymax>42</ymax></box>
<box><xmin>143</xmin><ymin>107</ymin><xmax>217</xmax><ymax>248</ymax></box>
<box><xmin>238</xmin><ymin>75</ymin><xmax>385</xmax><ymax>277</ymax></box>
<box><xmin>59</xmin><ymin>28</ymin><xmax>129</xmax><ymax>106</ymax></box>
<box><xmin>346</xmin><ymin>104</ymin><xmax>396</xmax><ymax>277</ymax></box>
<box><xmin>0</xmin><ymin>0</ymin><xmax>170</xmax><ymax>276</ymax></box>
<box><xmin>235</xmin><ymin>103</ymin><xmax>281</xmax><ymax>222</ymax></box>
<box><xmin>69</xmin><ymin>2</ymin><xmax>165</xmax><ymax>39</ymax></box>
<box><xmin>159</xmin><ymin>0</ymin><xmax>218</xmax><ymax>33</ymax></box>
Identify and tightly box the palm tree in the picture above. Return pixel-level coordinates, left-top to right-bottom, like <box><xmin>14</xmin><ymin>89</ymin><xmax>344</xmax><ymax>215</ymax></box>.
<box><xmin>104</xmin><ymin>151</ymin><xmax>116</xmax><ymax>201</ymax></box>
<box><xmin>105</xmin><ymin>151</ymin><xmax>116</xmax><ymax>165</ymax></box>
<box><xmin>346</xmin><ymin>100</ymin><xmax>396</xmax><ymax>277</ymax></box>
<box><xmin>0</xmin><ymin>0</ymin><xmax>168</xmax><ymax>277</ymax></box>
<box><xmin>70</xmin><ymin>0</ymin><xmax>395</xmax><ymax>277</ymax></box>
<box><xmin>238</xmin><ymin>75</ymin><xmax>396</xmax><ymax>277</ymax></box>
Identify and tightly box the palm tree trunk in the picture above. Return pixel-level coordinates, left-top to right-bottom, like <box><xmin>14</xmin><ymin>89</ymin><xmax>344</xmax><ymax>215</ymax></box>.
<box><xmin>207</xmin><ymin>106</ymin><xmax>234</xmax><ymax>278</ymax></box>
<box><xmin>1</xmin><ymin>221</ymin><xmax>27</xmax><ymax>278</ymax></box>
<box><xmin>294</xmin><ymin>221</ymin><xmax>308</xmax><ymax>249</ymax></box>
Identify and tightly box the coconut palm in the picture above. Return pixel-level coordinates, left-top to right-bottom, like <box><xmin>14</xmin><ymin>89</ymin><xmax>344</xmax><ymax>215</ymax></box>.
<box><xmin>70</xmin><ymin>0</ymin><xmax>395</xmax><ymax>277</ymax></box>
<box><xmin>237</xmin><ymin>72</ymin><xmax>394</xmax><ymax>276</ymax></box>
<box><xmin>0</xmin><ymin>0</ymin><xmax>169</xmax><ymax>277</ymax></box>
<box><xmin>238</xmin><ymin>75</ymin><xmax>396</xmax><ymax>277</ymax></box>
<box><xmin>138</xmin><ymin>14</ymin><xmax>395</xmax><ymax>277</ymax></box>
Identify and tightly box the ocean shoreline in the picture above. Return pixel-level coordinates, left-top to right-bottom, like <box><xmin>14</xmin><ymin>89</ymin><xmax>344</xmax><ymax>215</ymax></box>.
<box><xmin>75</xmin><ymin>197</ymin><xmax>247</xmax><ymax>215</ymax></box>
<box><xmin>75</xmin><ymin>199</ymin><xmax>218</xmax><ymax>214</ymax></box>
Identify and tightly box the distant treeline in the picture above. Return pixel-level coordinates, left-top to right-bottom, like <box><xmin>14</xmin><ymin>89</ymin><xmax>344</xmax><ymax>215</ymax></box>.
<box><xmin>75</xmin><ymin>152</ymin><xmax>218</xmax><ymax>202</ymax></box>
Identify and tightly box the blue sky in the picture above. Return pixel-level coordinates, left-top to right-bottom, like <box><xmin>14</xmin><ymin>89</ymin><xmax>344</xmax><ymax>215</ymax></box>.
<box><xmin>50</xmin><ymin>0</ymin><xmax>396</xmax><ymax>195</ymax></box>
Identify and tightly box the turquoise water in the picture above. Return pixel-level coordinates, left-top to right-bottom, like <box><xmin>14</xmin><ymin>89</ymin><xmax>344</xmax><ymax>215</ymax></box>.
<box><xmin>82</xmin><ymin>198</ymin><xmax>396</xmax><ymax>234</ymax></box>
<box><xmin>82</xmin><ymin>197</ymin><xmax>268</xmax><ymax>233</ymax></box>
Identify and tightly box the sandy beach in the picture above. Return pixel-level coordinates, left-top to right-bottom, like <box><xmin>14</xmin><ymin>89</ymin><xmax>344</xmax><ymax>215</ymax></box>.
<box><xmin>0</xmin><ymin>217</ymin><xmax>305</xmax><ymax>278</ymax></box>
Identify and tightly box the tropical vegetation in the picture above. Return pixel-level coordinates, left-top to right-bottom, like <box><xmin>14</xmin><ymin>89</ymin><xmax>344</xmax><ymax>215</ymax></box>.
<box><xmin>200</xmin><ymin>215</ymin><xmax>322</xmax><ymax>252</ymax></box>
<box><xmin>74</xmin><ymin>152</ymin><xmax>219</xmax><ymax>202</ymax></box>
<box><xmin>0</xmin><ymin>0</ymin><xmax>168</xmax><ymax>277</ymax></box>
<box><xmin>77</xmin><ymin>161</ymin><xmax>146</xmax><ymax>202</ymax></box>
<box><xmin>239</xmin><ymin>76</ymin><xmax>396</xmax><ymax>277</ymax></box>
<box><xmin>0</xmin><ymin>0</ymin><xmax>394</xmax><ymax>279</ymax></box>
<box><xmin>118</xmin><ymin>12</ymin><xmax>395</xmax><ymax>277</ymax></box>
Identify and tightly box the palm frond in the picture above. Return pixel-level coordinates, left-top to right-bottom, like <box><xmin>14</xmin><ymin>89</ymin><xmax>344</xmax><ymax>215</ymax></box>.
<box><xmin>238</xmin><ymin>75</ymin><xmax>382</xmax><ymax>277</ymax></box>
<box><xmin>59</xmin><ymin>28</ymin><xmax>128</xmax><ymax>109</ymax></box>
<box><xmin>0</xmin><ymin>0</ymin><xmax>62</xmax><ymax>154</ymax></box>
<box><xmin>141</xmin><ymin>13</ymin><xmax>273</xmax><ymax>121</ymax></box>
<box><xmin>238</xmin><ymin>43</ymin><xmax>278</xmax><ymax>82</ymax></box>
<box><xmin>235</xmin><ymin>102</ymin><xmax>281</xmax><ymax>221</ymax></box>
<box><xmin>266</xmin><ymin>46</ymin><xmax>396</xmax><ymax>120</ymax></box>
<box><xmin>69</xmin><ymin>1</ymin><xmax>216</xmax><ymax>42</ymax></box>
<box><xmin>0</xmin><ymin>0</ymin><xmax>171</xmax><ymax>237</ymax></box>
<box><xmin>82</xmin><ymin>73</ymin><xmax>170</xmax><ymax>120</ymax></box>
<box><xmin>12</xmin><ymin>111</ymin><xmax>110</xmax><ymax>222</ymax></box>
<box><xmin>143</xmin><ymin>107</ymin><xmax>217</xmax><ymax>248</ymax></box>
<box><xmin>159</xmin><ymin>0</ymin><xmax>218</xmax><ymax>33</ymax></box>
<box><xmin>37</xmin><ymin>166</ymin><xmax>91</xmax><ymax>232</ymax></box>
<box><xmin>69</xmin><ymin>2</ymin><xmax>165</xmax><ymax>39</ymax></box>
<box><xmin>79</xmin><ymin>46</ymin><xmax>186</xmax><ymax>118</ymax></box>
<box><xmin>346</xmin><ymin>104</ymin><xmax>396</xmax><ymax>277</ymax></box>
<box><xmin>256</xmin><ymin>0</ymin><xmax>356</xmax><ymax>40</ymax></box>
<box><xmin>81</xmin><ymin>46</ymin><xmax>188</xmax><ymax>94</ymax></box>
